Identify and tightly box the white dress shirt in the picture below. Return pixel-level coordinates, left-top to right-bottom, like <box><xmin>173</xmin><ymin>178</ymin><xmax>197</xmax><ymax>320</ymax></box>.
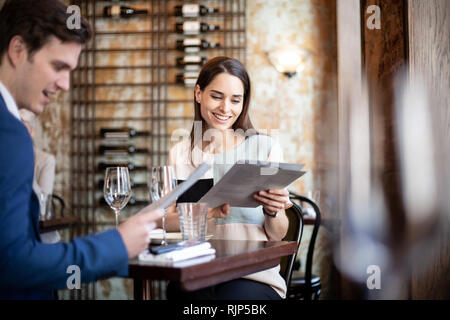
<box><xmin>0</xmin><ymin>80</ymin><xmax>21</xmax><ymax>120</ymax></box>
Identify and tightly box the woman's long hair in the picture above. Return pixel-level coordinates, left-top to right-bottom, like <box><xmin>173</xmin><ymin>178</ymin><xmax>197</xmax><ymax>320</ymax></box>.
<box><xmin>189</xmin><ymin>56</ymin><xmax>257</xmax><ymax>162</ymax></box>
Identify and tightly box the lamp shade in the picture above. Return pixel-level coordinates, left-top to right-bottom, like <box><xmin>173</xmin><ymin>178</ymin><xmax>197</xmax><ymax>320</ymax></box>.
<box><xmin>267</xmin><ymin>46</ymin><xmax>310</xmax><ymax>77</ymax></box>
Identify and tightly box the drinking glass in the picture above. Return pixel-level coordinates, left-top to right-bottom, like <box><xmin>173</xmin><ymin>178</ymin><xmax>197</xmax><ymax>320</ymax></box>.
<box><xmin>103</xmin><ymin>167</ymin><xmax>132</xmax><ymax>227</ymax></box>
<box><xmin>177</xmin><ymin>203</ymin><xmax>208</xmax><ymax>241</ymax></box>
<box><xmin>149</xmin><ymin>166</ymin><xmax>177</xmax><ymax>245</ymax></box>
<box><xmin>38</xmin><ymin>192</ymin><xmax>49</xmax><ymax>221</ymax></box>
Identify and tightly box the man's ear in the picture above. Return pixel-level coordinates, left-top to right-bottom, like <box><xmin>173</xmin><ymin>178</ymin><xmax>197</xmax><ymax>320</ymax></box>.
<box><xmin>194</xmin><ymin>84</ymin><xmax>202</xmax><ymax>104</ymax></box>
<box><xmin>7</xmin><ymin>35</ymin><xmax>27</xmax><ymax>68</ymax></box>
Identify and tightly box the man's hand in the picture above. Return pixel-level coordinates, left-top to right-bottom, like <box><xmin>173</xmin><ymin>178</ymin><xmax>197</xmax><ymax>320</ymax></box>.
<box><xmin>117</xmin><ymin>208</ymin><xmax>164</xmax><ymax>259</ymax></box>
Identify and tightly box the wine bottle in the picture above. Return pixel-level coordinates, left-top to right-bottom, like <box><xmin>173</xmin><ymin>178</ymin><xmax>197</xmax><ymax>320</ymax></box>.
<box><xmin>99</xmin><ymin>196</ymin><xmax>147</xmax><ymax>207</ymax></box>
<box><xmin>98</xmin><ymin>144</ymin><xmax>149</xmax><ymax>155</ymax></box>
<box><xmin>97</xmin><ymin>161</ymin><xmax>148</xmax><ymax>172</ymax></box>
<box><xmin>98</xmin><ymin>179</ymin><xmax>148</xmax><ymax>189</ymax></box>
<box><xmin>176</xmin><ymin>71</ymin><xmax>199</xmax><ymax>87</ymax></box>
<box><xmin>100</xmin><ymin>127</ymin><xmax>151</xmax><ymax>139</ymax></box>
<box><xmin>174</xmin><ymin>4</ymin><xmax>218</xmax><ymax>17</ymax></box>
<box><xmin>103</xmin><ymin>5</ymin><xmax>148</xmax><ymax>19</ymax></box>
<box><xmin>176</xmin><ymin>56</ymin><xmax>207</xmax><ymax>67</ymax></box>
<box><xmin>175</xmin><ymin>21</ymin><xmax>219</xmax><ymax>35</ymax></box>
<box><xmin>176</xmin><ymin>38</ymin><xmax>220</xmax><ymax>53</ymax></box>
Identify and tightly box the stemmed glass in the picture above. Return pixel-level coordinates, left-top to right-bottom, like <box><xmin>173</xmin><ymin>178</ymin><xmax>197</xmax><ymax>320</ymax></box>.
<box><xmin>149</xmin><ymin>166</ymin><xmax>177</xmax><ymax>245</ymax></box>
<box><xmin>103</xmin><ymin>167</ymin><xmax>132</xmax><ymax>227</ymax></box>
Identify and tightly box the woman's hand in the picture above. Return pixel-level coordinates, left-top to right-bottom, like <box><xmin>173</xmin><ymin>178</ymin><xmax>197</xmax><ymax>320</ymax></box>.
<box><xmin>253</xmin><ymin>188</ymin><xmax>293</xmax><ymax>216</ymax></box>
<box><xmin>158</xmin><ymin>203</ymin><xmax>179</xmax><ymax>230</ymax></box>
<box><xmin>207</xmin><ymin>203</ymin><xmax>230</xmax><ymax>219</ymax></box>
<box><xmin>165</xmin><ymin>203</ymin><xmax>178</xmax><ymax>216</ymax></box>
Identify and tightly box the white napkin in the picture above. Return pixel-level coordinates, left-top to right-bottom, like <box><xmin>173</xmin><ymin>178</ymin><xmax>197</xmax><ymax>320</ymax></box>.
<box><xmin>148</xmin><ymin>229</ymin><xmax>183</xmax><ymax>240</ymax></box>
<box><xmin>148</xmin><ymin>230</ymin><xmax>213</xmax><ymax>240</ymax></box>
<box><xmin>138</xmin><ymin>241</ymin><xmax>216</xmax><ymax>266</ymax></box>
<box><xmin>169</xmin><ymin>254</ymin><xmax>216</xmax><ymax>268</ymax></box>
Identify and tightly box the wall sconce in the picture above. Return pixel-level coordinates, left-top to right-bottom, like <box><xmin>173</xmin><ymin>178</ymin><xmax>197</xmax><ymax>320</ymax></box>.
<box><xmin>267</xmin><ymin>46</ymin><xmax>311</xmax><ymax>78</ymax></box>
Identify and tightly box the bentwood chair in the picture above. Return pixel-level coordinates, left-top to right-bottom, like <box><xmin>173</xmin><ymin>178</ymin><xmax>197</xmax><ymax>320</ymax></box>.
<box><xmin>39</xmin><ymin>194</ymin><xmax>78</xmax><ymax>240</ymax></box>
<box><xmin>280</xmin><ymin>201</ymin><xmax>304</xmax><ymax>296</ymax></box>
<box><xmin>50</xmin><ymin>194</ymin><xmax>66</xmax><ymax>218</ymax></box>
<box><xmin>287</xmin><ymin>193</ymin><xmax>322</xmax><ymax>300</ymax></box>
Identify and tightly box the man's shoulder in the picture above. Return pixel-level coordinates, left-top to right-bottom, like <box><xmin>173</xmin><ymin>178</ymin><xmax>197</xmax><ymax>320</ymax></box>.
<box><xmin>0</xmin><ymin>96</ymin><xmax>25</xmax><ymax>133</ymax></box>
<box><xmin>0</xmin><ymin>115</ymin><xmax>31</xmax><ymax>150</ymax></box>
<box><xmin>0</xmin><ymin>104</ymin><xmax>34</xmax><ymax>172</ymax></box>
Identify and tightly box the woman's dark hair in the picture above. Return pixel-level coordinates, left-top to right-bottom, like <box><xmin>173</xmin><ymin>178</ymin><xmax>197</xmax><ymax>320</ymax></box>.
<box><xmin>0</xmin><ymin>0</ymin><xmax>91</xmax><ymax>64</ymax></box>
<box><xmin>189</xmin><ymin>56</ymin><xmax>257</xmax><ymax>156</ymax></box>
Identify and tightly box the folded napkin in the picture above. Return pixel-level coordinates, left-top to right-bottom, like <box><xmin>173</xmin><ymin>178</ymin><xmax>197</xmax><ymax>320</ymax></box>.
<box><xmin>161</xmin><ymin>253</ymin><xmax>216</xmax><ymax>268</ymax></box>
<box><xmin>148</xmin><ymin>230</ymin><xmax>213</xmax><ymax>241</ymax></box>
<box><xmin>148</xmin><ymin>229</ymin><xmax>183</xmax><ymax>240</ymax></box>
<box><xmin>138</xmin><ymin>241</ymin><xmax>216</xmax><ymax>266</ymax></box>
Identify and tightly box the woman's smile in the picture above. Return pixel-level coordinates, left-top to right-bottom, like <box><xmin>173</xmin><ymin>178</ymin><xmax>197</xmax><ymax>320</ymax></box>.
<box><xmin>212</xmin><ymin>112</ymin><xmax>232</xmax><ymax>123</ymax></box>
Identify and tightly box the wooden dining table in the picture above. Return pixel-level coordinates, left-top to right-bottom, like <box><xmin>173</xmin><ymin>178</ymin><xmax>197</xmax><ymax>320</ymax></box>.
<box><xmin>128</xmin><ymin>239</ymin><xmax>298</xmax><ymax>300</ymax></box>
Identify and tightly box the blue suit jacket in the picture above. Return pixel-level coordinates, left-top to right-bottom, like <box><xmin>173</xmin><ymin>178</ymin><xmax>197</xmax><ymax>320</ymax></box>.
<box><xmin>0</xmin><ymin>94</ymin><xmax>129</xmax><ymax>299</ymax></box>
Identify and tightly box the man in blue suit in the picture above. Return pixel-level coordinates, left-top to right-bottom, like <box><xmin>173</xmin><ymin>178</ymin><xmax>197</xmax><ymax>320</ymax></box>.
<box><xmin>0</xmin><ymin>0</ymin><xmax>163</xmax><ymax>299</ymax></box>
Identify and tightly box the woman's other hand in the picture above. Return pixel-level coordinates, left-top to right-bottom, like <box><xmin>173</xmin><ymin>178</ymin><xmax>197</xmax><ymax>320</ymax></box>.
<box><xmin>207</xmin><ymin>203</ymin><xmax>230</xmax><ymax>219</ymax></box>
<box><xmin>253</xmin><ymin>188</ymin><xmax>292</xmax><ymax>216</ymax></box>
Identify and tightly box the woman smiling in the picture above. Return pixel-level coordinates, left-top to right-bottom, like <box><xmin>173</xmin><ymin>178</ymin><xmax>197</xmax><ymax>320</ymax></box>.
<box><xmin>166</xmin><ymin>56</ymin><xmax>293</xmax><ymax>300</ymax></box>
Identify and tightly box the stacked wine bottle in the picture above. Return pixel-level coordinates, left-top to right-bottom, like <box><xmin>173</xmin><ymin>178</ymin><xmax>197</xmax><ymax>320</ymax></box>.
<box><xmin>100</xmin><ymin>2</ymin><xmax>222</xmax><ymax>87</ymax></box>
<box><xmin>103</xmin><ymin>3</ymin><xmax>148</xmax><ymax>19</ymax></box>
<box><xmin>174</xmin><ymin>3</ymin><xmax>221</xmax><ymax>87</ymax></box>
<box><xmin>97</xmin><ymin>127</ymin><xmax>151</xmax><ymax>208</ymax></box>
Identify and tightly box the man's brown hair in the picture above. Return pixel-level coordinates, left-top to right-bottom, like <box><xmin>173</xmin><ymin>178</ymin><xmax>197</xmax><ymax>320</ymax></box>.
<box><xmin>0</xmin><ymin>0</ymin><xmax>91</xmax><ymax>63</ymax></box>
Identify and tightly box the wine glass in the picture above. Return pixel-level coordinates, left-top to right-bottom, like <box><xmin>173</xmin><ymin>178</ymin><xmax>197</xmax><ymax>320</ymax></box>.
<box><xmin>103</xmin><ymin>167</ymin><xmax>132</xmax><ymax>227</ymax></box>
<box><xmin>149</xmin><ymin>166</ymin><xmax>177</xmax><ymax>245</ymax></box>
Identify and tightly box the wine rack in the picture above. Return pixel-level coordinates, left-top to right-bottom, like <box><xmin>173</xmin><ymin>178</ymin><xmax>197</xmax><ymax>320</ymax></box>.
<box><xmin>69</xmin><ymin>0</ymin><xmax>246</xmax><ymax>300</ymax></box>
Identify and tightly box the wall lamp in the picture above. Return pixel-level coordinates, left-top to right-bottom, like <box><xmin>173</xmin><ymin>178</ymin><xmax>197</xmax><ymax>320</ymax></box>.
<box><xmin>267</xmin><ymin>46</ymin><xmax>312</xmax><ymax>78</ymax></box>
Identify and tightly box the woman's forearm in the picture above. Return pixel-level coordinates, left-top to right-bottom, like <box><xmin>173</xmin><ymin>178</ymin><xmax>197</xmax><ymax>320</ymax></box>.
<box><xmin>263</xmin><ymin>209</ymin><xmax>289</xmax><ymax>241</ymax></box>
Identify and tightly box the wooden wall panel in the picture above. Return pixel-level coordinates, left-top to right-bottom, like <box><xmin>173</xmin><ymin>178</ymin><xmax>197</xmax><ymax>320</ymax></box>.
<box><xmin>408</xmin><ymin>0</ymin><xmax>450</xmax><ymax>300</ymax></box>
<box><xmin>362</xmin><ymin>0</ymin><xmax>409</xmax><ymax>244</ymax></box>
<box><xmin>337</xmin><ymin>0</ymin><xmax>363</xmax><ymax>220</ymax></box>
<box><xmin>336</xmin><ymin>0</ymin><xmax>364</xmax><ymax>299</ymax></box>
<box><xmin>337</xmin><ymin>0</ymin><xmax>410</xmax><ymax>299</ymax></box>
<box><xmin>336</xmin><ymin>0</ymin><xmax>449</xmax><ymax>299</ymax></box>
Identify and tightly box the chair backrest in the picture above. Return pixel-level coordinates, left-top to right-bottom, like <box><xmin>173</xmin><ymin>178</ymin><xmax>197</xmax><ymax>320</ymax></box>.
<box><xmin>50</xmin><ymin>194</ymin><xmax>66</xmax><ymax>218</ymax></box>
<box><xmin>280</xmin><ymin>202</ymin><xmax>304</xmax><ymax>290</ymax></box>
<box><xmin>289</xmin><ymin>193</ymin><xmax>321</xmax><ymax>286</ymax></box>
